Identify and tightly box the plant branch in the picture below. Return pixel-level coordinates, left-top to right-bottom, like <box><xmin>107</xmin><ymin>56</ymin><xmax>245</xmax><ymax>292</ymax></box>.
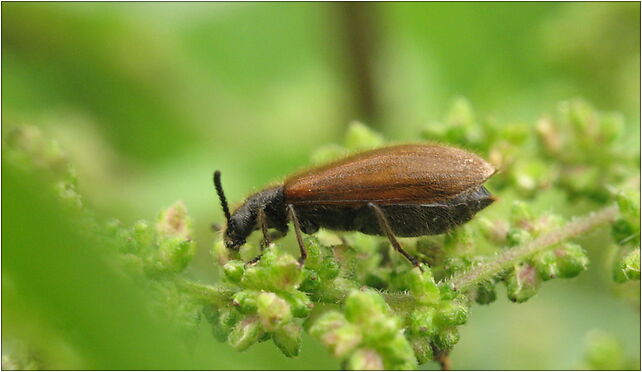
<box><xmin>447</xmin><ymin>204</ymin><xmax>619</xmax><ymax>291</ymax></box>
<box><xmin>175</xmin><ymin>278</ymin><xmax>236</xmax><ymax>306</ymax></box>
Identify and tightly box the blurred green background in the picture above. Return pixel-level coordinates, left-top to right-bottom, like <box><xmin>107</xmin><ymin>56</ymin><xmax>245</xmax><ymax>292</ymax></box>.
<box><xmin>3</xmin><ymin>2</ymin><xmax>640</xmax><ymax>370</ymax></box>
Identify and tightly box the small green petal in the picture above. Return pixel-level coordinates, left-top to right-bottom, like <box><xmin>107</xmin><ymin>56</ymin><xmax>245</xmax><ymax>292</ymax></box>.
<box><xmin>408</xmin><ymin>308</ymin><xmax>437</xmax><ymax>336</ymax></box>
<box><xmin>555</xmin><ymin>243</ymin><xmax>589</xmax><ymax>278</ymax></box>
<box><xmin>436</xmin><ymin>301</ymin><xmax>468</xmax><ymax>327</ymax></box>
<box><xmin>232</xmin><ymin>290</ymin><xmax>260</xmax><ymax>314</ymax></box>
<box><xmin>256</xmin><ymin>292</ymin><xmax>292</xmax><ymax>332</ymax></box>
<box><xmin>408</xmin><ymin>335</ymin><xmax>434</xmax><ymax>365</ymax></box>
<box><xmin>346</xmin><ymin>348</ymin><xmax>384</xmax><ymax>370</ymax></box>
<box><xmin>532</xmin><ymin>250</ymin><xmax>559</xmax><ymax>281</ymax></box>
<box><xmin>223</xmin><ymin>260</ymin><xmax>245</xmax><ymax>284</ymax></box>
<box><xmin>229</xmin><ymin>316</ymin><xmax>264</xmax><ymax>351</ymax></box>
<box><xmin>158</xmin><ymin>237</ymin><xmax>195</xmax><ymax>272</ymax></box>
<box><xmin>433</xmin><ymin>327</ymin><xmax>460</xmax><ymax>352</ymax></box>
<box><xmin>273</xmin><ymin>322</ymin><xmax>302</xmax><ymax>357</ymax></box>
<box><xmin>344</xmin><ymin>121</ymin><xmax>384</xmax><ymax>151</ymax></box>
<box><xmin>506</xmin><ymin>263</ymin><xmax>541</xmax><ymax>303</ymax></box>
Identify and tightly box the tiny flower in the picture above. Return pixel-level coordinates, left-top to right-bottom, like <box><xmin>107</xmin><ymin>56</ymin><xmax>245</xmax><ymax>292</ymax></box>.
<box><xmin>506</xmin><ymin>263</ymin><xmax>541</xmax><ymax>303</ymax></box>
<box><xmin>273</xmin><ymin>322</ymin><xmax>302</xmax><ymax>357</ymax></box>
<box><xmin>223</xmin><ymin>260</ymin><xmax>245</xmax><ymax>284</ymax></box>
<box><xmin>344</xmin><ymin>121</ymin><xmax>384</xmax><ymax>151</ymax></box>
<box><xmin>228</xmin><ymin>316</ymin><xmax>264</xmax><ymax>352</ymax></box>
<box><xmin>309</xmin><ymin>311</ymin><xmax>362</xmax><ymax>359</ymax></box>
<box><xmin>346</xmin><ymin>348</ymin><xmax>384</xmax><ymax>370</ymax></box>
<box><xmin>433</xmin><ymin>327</ymin><xmax>460</xmax><ymax>352</ymax></box>
<box><xmin>256</xmin><ymin>292</ymin><xmax>292</xmax><ymax>332</ymax></box>
<box><xmin>554</xmin><ymin>243</ymin><xmax>589</xmax><ymax>278</ymax></box>
<box><xmin>158</xmin><ymin>236</ymin><xmax>195</xmax><ymax>272</ymax></box>
<box><xmin>408</xmin><ymin>335</ymin><xmax>434</xmax><ymax>365</ymax></box>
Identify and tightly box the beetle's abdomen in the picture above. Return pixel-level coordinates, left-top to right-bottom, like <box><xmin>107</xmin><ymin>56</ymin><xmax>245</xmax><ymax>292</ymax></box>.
<box><xmin>358</xmin><ymin>186</ymin><xmax>495</xmax><ymax>236</ymax></box>
<box><xmin>293</xmin><ymin>186</ymin><xmax>495</xmax><ymax>237</ymax></box>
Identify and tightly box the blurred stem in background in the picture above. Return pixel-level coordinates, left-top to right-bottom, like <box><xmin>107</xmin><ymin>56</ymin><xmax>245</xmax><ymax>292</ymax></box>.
<box><xmin>337</xmin><ymin>2</ymin><xmax>381</xmax><ymax>128</ymax></box>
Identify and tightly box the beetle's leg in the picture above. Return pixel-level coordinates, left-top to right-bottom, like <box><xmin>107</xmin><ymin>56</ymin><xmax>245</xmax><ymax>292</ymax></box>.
<box><xmin>246</xmin><ymin>208</ymin><xmax>270</xmax><ymax>266</ymax></box>
<box><xmin>258</xmin><ymin>207</ymin><xmax>271</xmax><ymax>249</ymax></box>
<box><xmin>287</xmin><ymin>204</ymin><xmax>307</xmax><ymax>265</ymax></box>
<box><xmin>368</xmin><ymin>202</ymin><xmax>421</xmax><ymax>269</ymax></box>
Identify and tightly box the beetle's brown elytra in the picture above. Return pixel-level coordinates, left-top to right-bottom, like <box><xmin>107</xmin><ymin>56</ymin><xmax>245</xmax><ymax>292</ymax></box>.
<box><xmin>214</xmin><ymin>143</ymin><xmax>496</xmax><ymax>267</ymax></box>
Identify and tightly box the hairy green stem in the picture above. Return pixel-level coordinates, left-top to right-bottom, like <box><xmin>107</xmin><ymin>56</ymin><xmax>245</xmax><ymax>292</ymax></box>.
<box><xmin>175</xmin><ymin>278</ymin><xmax>237</xmax><ymax>306</ymax></box>
<box><xmin>447</xmin><ymin>204</ymin><xmax>619</xmax><ymax>291</ymax></box>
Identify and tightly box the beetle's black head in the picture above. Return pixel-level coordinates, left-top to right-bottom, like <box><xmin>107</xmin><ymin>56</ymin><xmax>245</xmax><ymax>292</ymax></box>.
<box><xmin>213</xmin><ymin>171</ymin><xmax>285</xmax><ymax>250</ymax></box>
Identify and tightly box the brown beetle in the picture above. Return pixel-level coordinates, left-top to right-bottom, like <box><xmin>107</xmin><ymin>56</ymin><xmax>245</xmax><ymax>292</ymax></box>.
<box><xmin>214</xmin><ymin>144</ymin><xmax>496</xmax><ymax>266</ymax></box>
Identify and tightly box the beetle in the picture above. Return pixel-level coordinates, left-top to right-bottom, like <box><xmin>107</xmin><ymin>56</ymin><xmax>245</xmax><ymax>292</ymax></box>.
<box><xmin>214</xmin><ymin>143</ymin><xmax>496</xmax><ymax>267</ymax></box>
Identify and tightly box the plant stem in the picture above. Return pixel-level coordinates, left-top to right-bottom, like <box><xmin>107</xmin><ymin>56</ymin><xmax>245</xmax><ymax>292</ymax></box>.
<box><xmin>175</xmin><ymin>278</ymin><xmax>236</xmax><ymax>306</ymax></box>
<box><xmin>447</xmin><ymin>204</ymin><xmax>619</xmax><ymax>291</ymax></box>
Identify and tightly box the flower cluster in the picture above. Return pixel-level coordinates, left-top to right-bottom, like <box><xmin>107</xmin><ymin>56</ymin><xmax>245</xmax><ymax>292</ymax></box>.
<box><xmin>5</xmin><ymin>95</ymin><xmax>636</xmax><ymax>370</ymax></box>
<box><xmin>475</xmin><ymin>201</ymin><xmax>589</xmax><ymax>303</ymax></box>
<box><xmin>611</xmin><ymin>190</ymin><xmax>641</xmax><ymax>283</ymax></box>
<box><xmin>208</xmin><ymin>246</ymin><xmax>311</xmax><ymax>356</ymax></box>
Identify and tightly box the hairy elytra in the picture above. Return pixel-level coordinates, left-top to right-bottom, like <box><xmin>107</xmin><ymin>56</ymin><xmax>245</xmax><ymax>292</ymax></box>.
<box><xmin>214</xmin><ymin>143</ymin><xmax>496</xmax><ymax>267</ymax></box>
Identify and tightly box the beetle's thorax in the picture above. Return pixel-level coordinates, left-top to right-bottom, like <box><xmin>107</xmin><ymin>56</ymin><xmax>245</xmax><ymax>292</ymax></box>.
<box><xmin>224</xmin><ymin>185</ymin><xmax>286</xmax><ymax>249</ymax></box>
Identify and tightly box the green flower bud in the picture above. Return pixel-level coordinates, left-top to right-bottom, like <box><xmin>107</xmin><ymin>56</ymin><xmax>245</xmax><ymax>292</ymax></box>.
<box><xmin>311</xmin><ymin>143</ymin><xmax>348</xmax><ymax>165</ymax></box>
<box><xmin>584</xmin><ymin>331</ymin><xmax>627</xmax><ymax>370</ymax></box>
<box><xmin>228</xmin><ymin>316</ymin><xmax>264</xmax><ymax>351</ymax></box>
<box><xmin>132</xmin><ymin>220</ymin><xmax>154</xmax><ymax>248</ymax></box>
<box><xmin>532</xmin><ymin>250</ymin><xmax>559</xmax><ymax>281</ymax></box>
<box><xmin>315</xmin><ymin>277</ymin><xmax>360</xmax><ymax>304</ymax></box>
<box><xmin>444</xmin><ymin>227</ymin><xmax>474</xmax><ymax>253</ymax></box>
<box><xmin>223</xmin><ymin>260</ymin><xmax>245</xmax><ymax>284</ymax></box>
<box><xmin>346</xmin><ymin>348</ymin><xmax>384</xmax><ymax>370</ymax></box>
<box><xmin>273</xmin><ymin>322</ymin><xmax>302</xmax><ymax>357</ymax></box>
<box><xmin>506</xmin><ymin>263</ymin><xmax>541</xmax><ymax>303</ymax></box>
<box><xmin>365</xmin><ymin>316</ymin><xmax>401</xmax><ymax>343</ymax></box>
<box><xmin>612</xmin><ymin>219</ymin><xmax>637</xmax><ymax>245</ymax></box>
<box><xmin>554</xmin><ymin>243</ymin><xmax>589</xmax><ymax>278</ymax></box>
<box><xmin>232</xmin><ymin>290</ymin><xmax>260</xmax><ymax>314</ymax></box>
<box><xmin>433</xmin><ymin>327</ymin><xmax>460</xmax><ymax>352</ymax></box>
<box><xmin>319</xmin><ymin>256</ymin><xmax>341</xmax><ymax>280</ymax></box>
<box><xmin>408</xmin><ymin>308</ymin><xmax>437</xmax><ymax>336</ymax></box>
<box><xmin>436</xmin><ymin>301</ymin><xmax>468</xmax><ymax>327</ymax></box>
<box><xmin>506</xmin><ymin>228</ymin><xmax>532</xmax><ymax>247</ymax></box>
<box><xmin>279</xmin><ymin>291</ymin><xmax>313</xmax><ymax>318</ymax></box>
<box><xmin>300</xmin><ymin>269</ymin><xmax>321</xmax><ymax>292</ymax></box>
<box><xmin>400</xmin><ymin>266</ymin><xmax>440</xmax><ymax>305</ymax></box>
<box><xmin>408</xmin><ymin>335</ymin><xmax>434</xmax><ymax>365</ymax></box>
<box><xmin>344</xmin><ymin>289</ymin><xmax>390</xmax><ymax>326</ymax></box>
<box><xmin>616</xmin><ymin>190</ymin><xmax>641</xmax><ymax>225</ymax></box>
<box><xmin>474</xmin><ymin>279</ymin><xmax>497</xmax><ymax>305</ymax></box>
<box><xmin>256</xmin><ymin>292</ymin><xmax>292</xmax><ymax>332</ymax></box>
<box><xmin>309</xmin><ymin>311</ymin><xmax>362</xmax><ymax>359</ymax></box>
<box><xmin>156</xmin><ymin>201</ymin><xmax>192</xmax><ymax>240</ymax></box>
<box><xmin>376</xmin><ymin>333</ymin><xmax>417</xmax><ymax>370</ymax></box>
<box><xmin>203</xmin><ymin>306</ymin><xmax>239</xmax><ymax>342</ymax></box>
<box><xmin>344</xmin><ymin>121</ymin><xmax>384</xmax><ymax>151</ymax></box>
<box><xmin>621</xmin><ymin>249</ymin><xmax>640</xmax><ymax>280</ymax></box>
<box><xmin>158</xmin><ymin>237</ymin><xmax>195</xmax><ymax>272</ymax></box>
<box><xmin>614</xmin><ymin>249</ymin><xmax>640</xmax><ymax>283</ymax></box>
<box><xmin>442</xmin><ymin>257</ymin><xmax>471</xmax><ymax>277</ymax></box>
<box><xmin>212</xmin><ymin>239</ymin><xmax>234</xmax><ymax>266</ymax></box>
<box><xmin>510</xmin><ymin>201</ymin><xmax>533</xmax><ymax>227</ymax></box>
<box><xmin>241</xmin><ymin>249</ymin><xmax>303</xmax><ymax>292</ymax></box>
<box><xmin>301</xmin><ymin>236</ymin><xmax>323</xmax><ymax>266</ymax></box>
<box><xmin>478</xmin><ymin>218</ymin><xmax>509</xmax><ymax>246</ymax></box>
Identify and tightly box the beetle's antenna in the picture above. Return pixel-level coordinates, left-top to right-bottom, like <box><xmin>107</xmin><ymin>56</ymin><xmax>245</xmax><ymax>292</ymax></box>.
<box><xmin>213</xmin><ymin>171</ymin><xmax>232</xmax><ymax>226</ymax></box>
